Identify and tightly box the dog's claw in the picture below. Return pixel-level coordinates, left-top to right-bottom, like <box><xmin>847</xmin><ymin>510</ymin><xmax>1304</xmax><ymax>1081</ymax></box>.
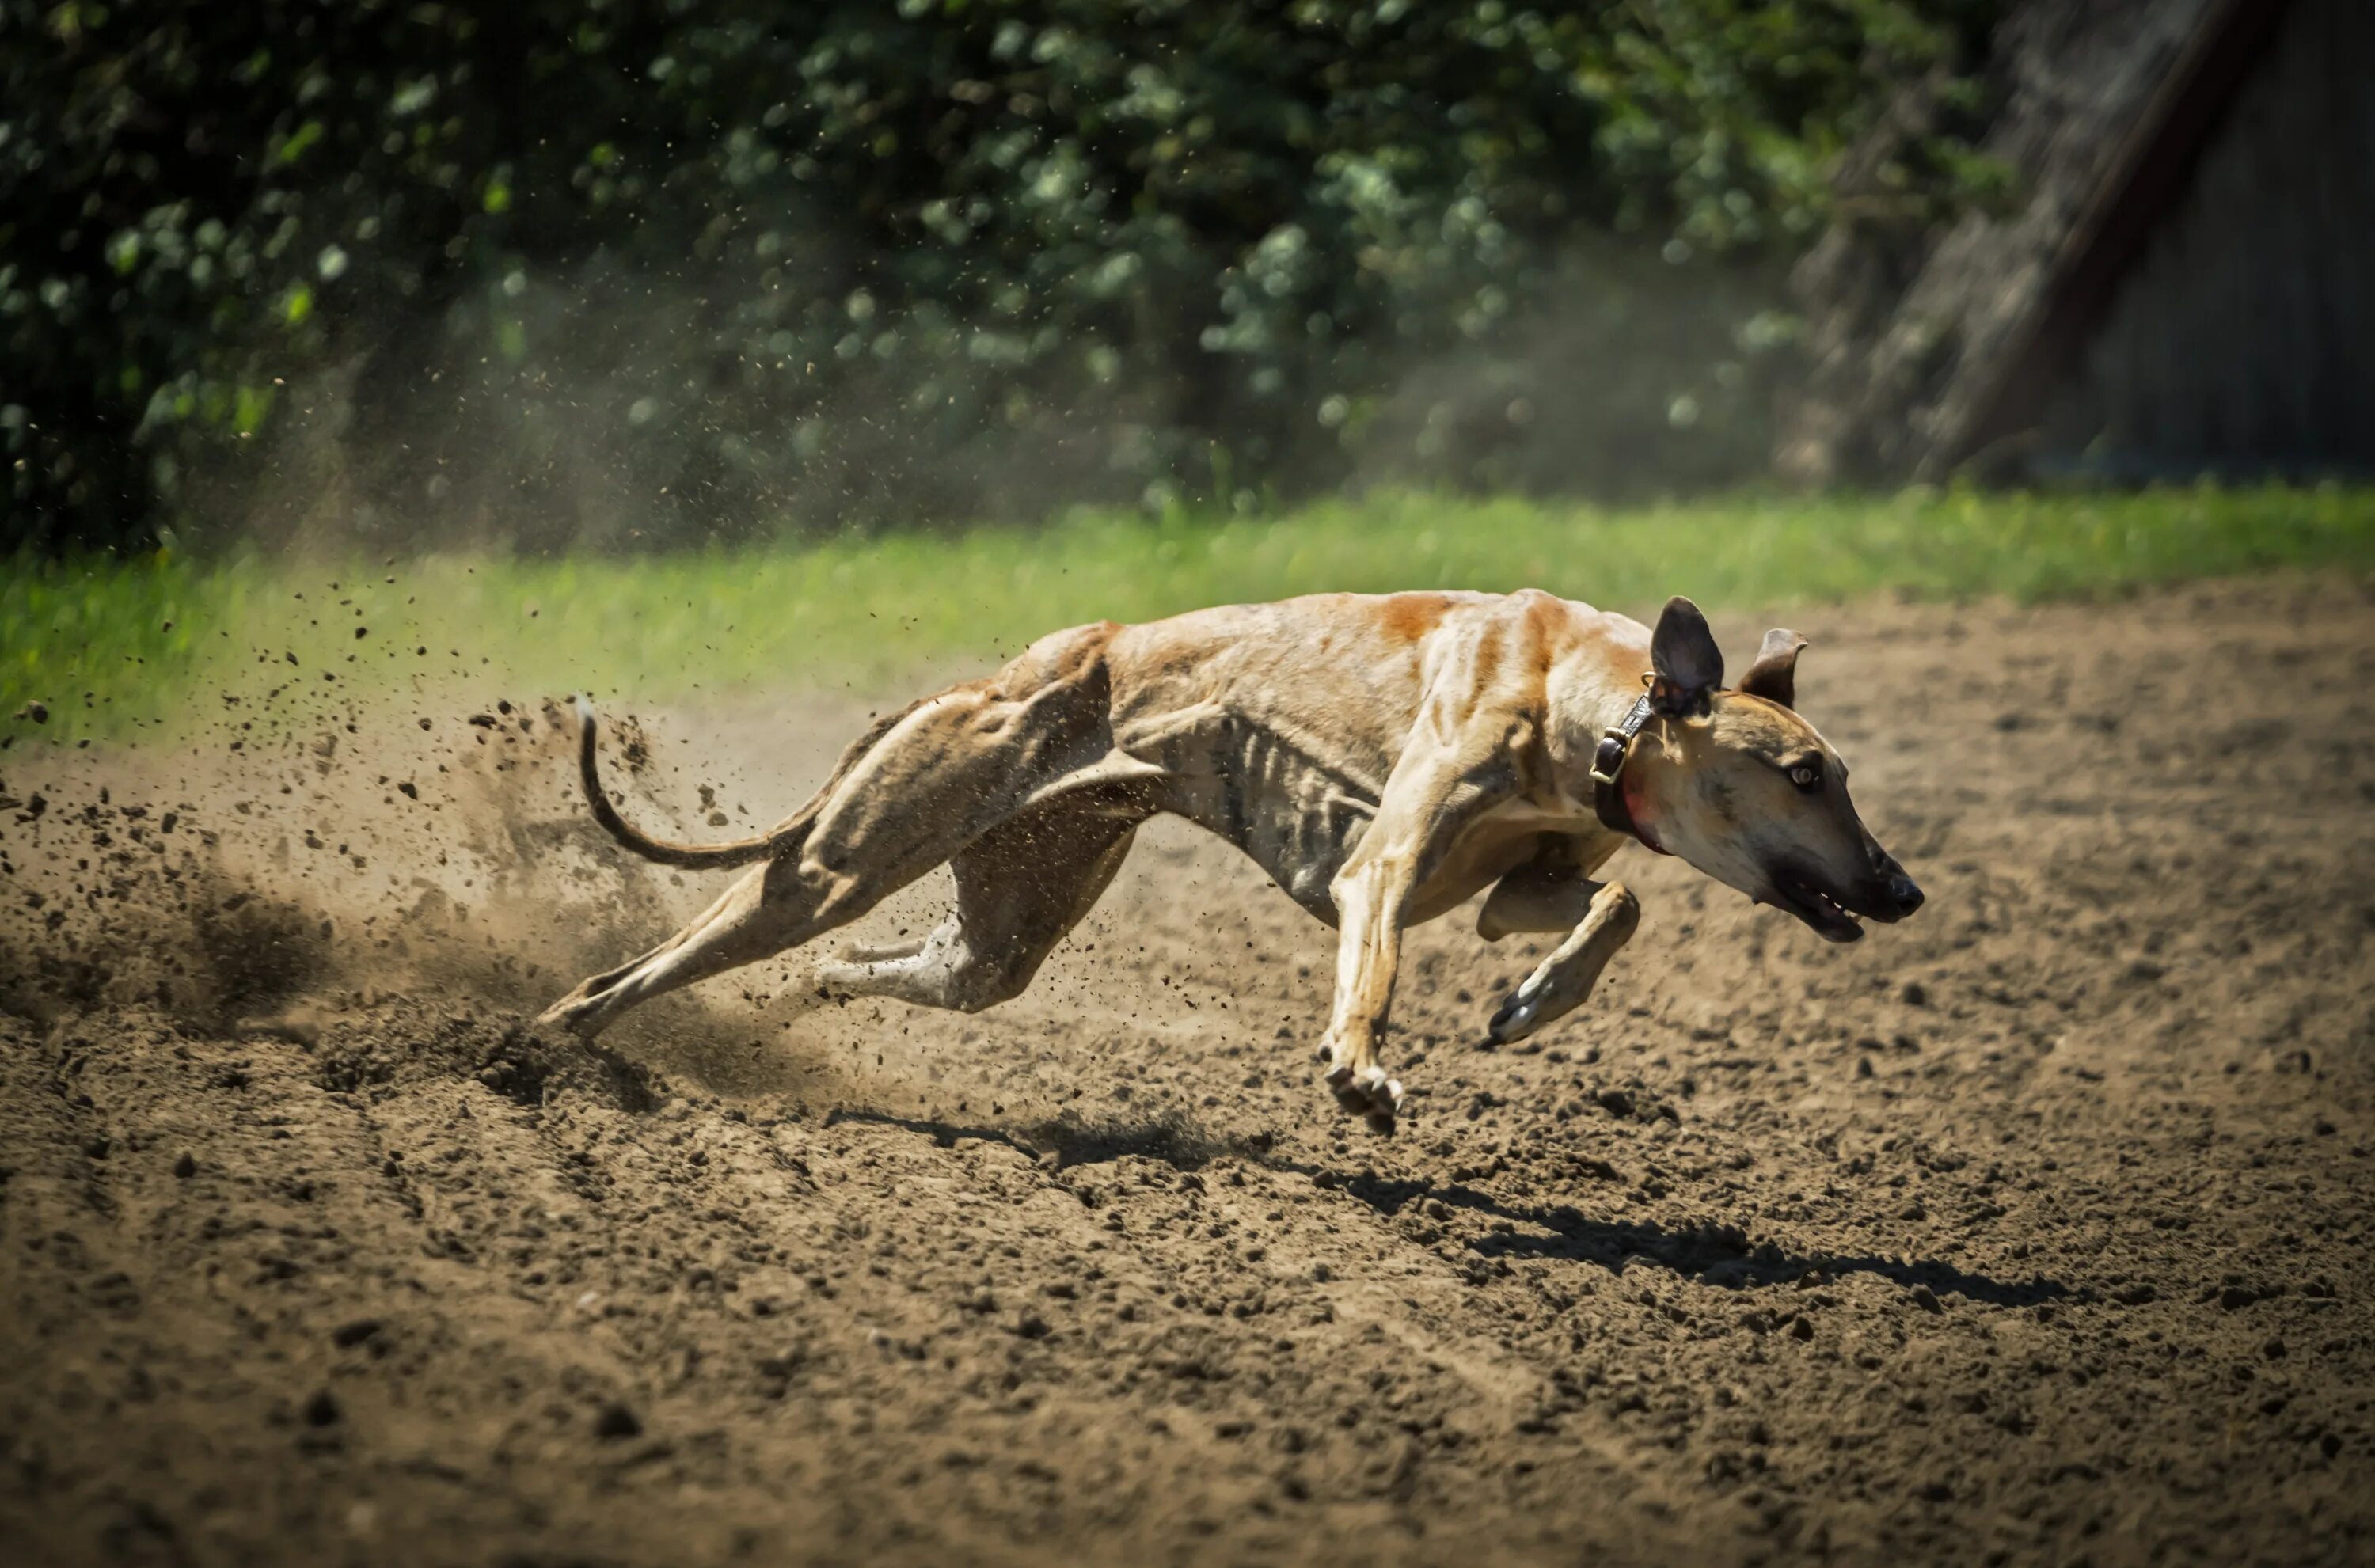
<box><xmin>1485</xmin><ymin>983</ymin><xmax>1545</xmax><ymax>1046</ymax></box>
<box><xmin>1324</xmin><ymin>1063</ymin><xmax>1403</xmax><ymax>1130</ymax></box>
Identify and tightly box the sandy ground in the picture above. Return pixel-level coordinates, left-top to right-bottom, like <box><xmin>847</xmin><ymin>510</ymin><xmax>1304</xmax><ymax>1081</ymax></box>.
<box><xmin>2</xmin><ymin>578</ymin><xmax>2373</xmax><ymax>1568</ymax></box>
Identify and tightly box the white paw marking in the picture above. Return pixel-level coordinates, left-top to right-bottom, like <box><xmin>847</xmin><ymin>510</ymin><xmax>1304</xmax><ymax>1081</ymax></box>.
<box><xmin>1488</xmin><ymin>974</ymin><xmax>1550</xmax><ymax>1044</ymax></box>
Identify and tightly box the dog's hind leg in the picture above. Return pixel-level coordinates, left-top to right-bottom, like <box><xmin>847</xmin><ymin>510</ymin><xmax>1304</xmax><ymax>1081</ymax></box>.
<box><xmin>537</xmin><ymin>852</ymin><xmax>866</xmax><ymax>1039</ymax></box>
<box><xmin>788</xmin><ymin>802</ymin><xmax>1140</xmax><ymax>1016</ymax></box>
<box><xmin>542</xmin><ymin>625</ymin><xmax>1142</xmax><ymax>1039</ymax></box>
<box><xmin>831</xmin><ymin>935</ymin><xmax>933</xmax><ymax>966</ymax></box>
<box><xmin>538</xmin><ymin>788</ymin><xmax>1055</xmax><ymax>1042</ymax></box>
<box><xmin>1483</xmin><ymin>881</ymin><xmax>1640</xmax><ymax>1046</ymax></box>
<box><xmin>768</xmin><ymin>924</ymin><xmax>933</xmax><ymax>1015</ymax></box>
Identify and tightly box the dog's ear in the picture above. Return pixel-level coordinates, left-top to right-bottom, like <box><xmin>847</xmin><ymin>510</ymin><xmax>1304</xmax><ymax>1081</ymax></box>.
<box><xmin>1650</xmin><ymin>596</ymin><xmax>1723</xmax><ymax>716</ymax></box>
<box><xmin>1738</xmin><ymin>628</ymin><xmax>1808</xmax><ymax>709</ymax></box>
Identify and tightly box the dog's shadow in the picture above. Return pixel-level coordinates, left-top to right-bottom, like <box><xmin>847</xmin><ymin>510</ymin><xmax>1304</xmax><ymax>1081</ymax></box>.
<box><xmin>819</xmin><ymin>1105</ymin><xmax>2069</xmax><ymax>1310</ymax></box>
<box><xmin>821</xmin><ymin>1103</ymin><xmax>1269</xmax><ymax>1171</ymax></box>
<box><xmin>1331</xmin><ymin>1171</ymin><xmax>2071</xmax><ymax>1308</ymax></box>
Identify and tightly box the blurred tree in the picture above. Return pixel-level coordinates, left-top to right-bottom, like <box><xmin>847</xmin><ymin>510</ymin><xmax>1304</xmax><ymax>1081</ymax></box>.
<box><xmin>0</xmin><ymin>0</ymin><xmax>2001</xmax><ymax>554</ymax></box>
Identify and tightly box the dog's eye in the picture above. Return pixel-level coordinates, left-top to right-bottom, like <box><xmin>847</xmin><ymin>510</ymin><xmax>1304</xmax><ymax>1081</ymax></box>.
<box><xmin>1788</xmin><ymin>762</ymin><xmax>1822</xmax><ymax>790</ymax></box>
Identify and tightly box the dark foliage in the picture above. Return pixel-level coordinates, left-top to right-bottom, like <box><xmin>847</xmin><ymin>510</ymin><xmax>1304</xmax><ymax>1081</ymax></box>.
<box><xmin>2</xmin><ymin>1</ymin><xmax>1999</xmax><ymax>553</ymax></box>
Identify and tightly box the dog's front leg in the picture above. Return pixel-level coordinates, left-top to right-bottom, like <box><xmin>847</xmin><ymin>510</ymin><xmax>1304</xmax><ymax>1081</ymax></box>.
<box><xmin>1476</xmin><ymin>834</ymin><xmax>1607</xmax><ymax>942</ymax></box>
<box><xmin>1321</xmin><ymin>727</ymin><xmax>1517</xmax><ymax>1132</ymax></box>
<box><xmin>1484</xmin><ymin>881</ymin><xmax>1640</xmax><ymax>1046</ymax></box>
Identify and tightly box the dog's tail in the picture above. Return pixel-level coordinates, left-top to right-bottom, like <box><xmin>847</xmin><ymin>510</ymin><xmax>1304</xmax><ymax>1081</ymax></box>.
<box><xmin>572</xmin><ymin>696</ymin><xmax>781</xmax><ymax>870</ymax></box>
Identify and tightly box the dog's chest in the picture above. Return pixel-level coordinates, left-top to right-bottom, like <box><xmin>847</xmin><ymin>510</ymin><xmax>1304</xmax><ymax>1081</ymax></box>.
<box><xmin>1474</xmin><ymin>789</ymin><xmax>1595</xmax><ymax>835</ymax></box>
<box><xmin>1400</xmin><ymin>802</ymin><xmax>1591</xmax><ymax>924</ymax></box>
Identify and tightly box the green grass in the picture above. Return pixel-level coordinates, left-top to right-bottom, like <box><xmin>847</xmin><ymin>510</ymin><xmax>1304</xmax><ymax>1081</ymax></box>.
<box><xmin>8</xmin><ymin>484</ymin><xmax>2374</xmax><ymax>746</ymax></box>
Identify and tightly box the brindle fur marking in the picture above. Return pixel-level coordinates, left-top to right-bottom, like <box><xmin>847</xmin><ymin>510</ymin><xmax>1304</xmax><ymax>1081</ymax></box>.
<box><xmin>540</xmin><ymin>592</ymin><xmax>1924</xmax><ymax>1131</ymax></box>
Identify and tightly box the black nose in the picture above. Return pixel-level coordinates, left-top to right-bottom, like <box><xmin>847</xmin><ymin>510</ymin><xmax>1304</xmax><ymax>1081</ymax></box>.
<box><xmin>1887</xmin><ymin>872</ymin><xmax>1924</xmax><ymax>915</ymax></box>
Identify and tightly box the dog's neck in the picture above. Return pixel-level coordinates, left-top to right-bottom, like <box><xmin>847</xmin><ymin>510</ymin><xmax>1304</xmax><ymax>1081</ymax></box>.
<box><xmin>1544</xmin><ymin>656</ymin><xmax>1664</xmax><ymax>807</ymax></box>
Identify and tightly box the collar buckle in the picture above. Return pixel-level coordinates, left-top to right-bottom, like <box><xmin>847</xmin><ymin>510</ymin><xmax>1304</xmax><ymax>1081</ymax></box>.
<box><xmin>1591</xmin><ymin>693</ymin><xmax>1657</xmax><ymax>845</ymax></box>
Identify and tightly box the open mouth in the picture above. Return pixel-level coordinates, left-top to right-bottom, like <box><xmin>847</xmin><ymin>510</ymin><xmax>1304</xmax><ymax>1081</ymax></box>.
<box><xmin>1770</xmin><ymin>874</ymin><xmax>1866</xmax><ymax>943</ymax></box>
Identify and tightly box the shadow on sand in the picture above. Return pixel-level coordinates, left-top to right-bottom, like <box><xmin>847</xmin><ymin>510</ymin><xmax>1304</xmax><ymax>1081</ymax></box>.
<box><xmin>820</xmin><ymin>1103</ymin><xmax>1271</xmax><ymax>1171</ymax></box>
<box><xmin>819</xmin><ymin>1103</ymin><xmax>2072</xmax><ymax>1310</ymax></box>
<box><xmin>1332</xmin><ymin>1171</ymin><xmax>2073</xmax><ymax>1308</ymax></box>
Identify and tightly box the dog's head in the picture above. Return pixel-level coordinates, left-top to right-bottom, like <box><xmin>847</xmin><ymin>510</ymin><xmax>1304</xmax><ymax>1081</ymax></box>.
<box><xmin>1627</xmin><ymin>598</ymin><xmax>1923</xmax><ymax>943</ymax></box>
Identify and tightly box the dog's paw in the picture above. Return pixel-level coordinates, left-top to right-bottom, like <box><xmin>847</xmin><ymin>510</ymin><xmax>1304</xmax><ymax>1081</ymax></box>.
<box><xmin>534</xmin><ymin>997</ymin><xmax>600</xmax><ymax>1041</ymax></box>
<box><xmin>1485</xmin><ymin>981</ymin><xmax>1547</xmax><ymax>1046</ymax></box>
<box><xmin>1323</xmin><ymin>1062</ymin><xmax>1403</xmax><ymax>1132</ymax></box>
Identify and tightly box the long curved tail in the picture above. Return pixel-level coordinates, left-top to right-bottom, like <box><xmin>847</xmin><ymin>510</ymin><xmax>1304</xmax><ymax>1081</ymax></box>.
<box><xmin>572</xmin><ymin>696</ymin><xmax>780</xmax><ymax>870</ymax></box>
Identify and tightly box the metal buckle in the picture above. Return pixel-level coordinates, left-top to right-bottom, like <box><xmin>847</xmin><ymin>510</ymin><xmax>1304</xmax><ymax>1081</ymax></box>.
<box><xmin>1587</xmin><ymin>727</ymin><xmax>1631</xmax><ymax>788</ymax></box>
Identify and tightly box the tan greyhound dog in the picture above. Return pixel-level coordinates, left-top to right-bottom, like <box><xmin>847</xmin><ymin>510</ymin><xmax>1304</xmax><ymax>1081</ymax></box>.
<box><xmin>539</xmin><ymin>593</ymin><xmax>1923</xmax><ymax>1131</ymax></box>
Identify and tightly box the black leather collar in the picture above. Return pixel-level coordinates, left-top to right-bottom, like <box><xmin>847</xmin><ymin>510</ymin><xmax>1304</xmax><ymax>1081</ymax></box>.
<box><xmin>1590</xmin><ymin>693</ymin><xmax>1658</xmax><ymax>846</ymax></box>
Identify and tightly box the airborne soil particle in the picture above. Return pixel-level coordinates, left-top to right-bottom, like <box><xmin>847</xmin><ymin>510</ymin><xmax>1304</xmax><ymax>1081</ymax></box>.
<box><xmin>2</xmin><ymin>579</ymin><xmax>2373</xmax><ymax>1566</ymax></box>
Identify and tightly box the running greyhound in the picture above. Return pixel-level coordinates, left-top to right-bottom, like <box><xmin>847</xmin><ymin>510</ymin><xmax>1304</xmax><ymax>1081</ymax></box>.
<box><xmin>539</xmin><ymin>593</ymin><xmax>1924</xmax><ymax>1131</ymax></box>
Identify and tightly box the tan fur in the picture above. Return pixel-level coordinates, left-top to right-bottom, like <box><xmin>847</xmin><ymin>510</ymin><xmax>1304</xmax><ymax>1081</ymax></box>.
<box><xmin>539</xmin><ymin>590</ymin><xmax>1921</xmax><ymax>1131</ymax></box>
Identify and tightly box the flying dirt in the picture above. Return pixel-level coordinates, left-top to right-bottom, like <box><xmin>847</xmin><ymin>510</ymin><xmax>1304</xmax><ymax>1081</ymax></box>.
<box><xmin>2</xmin><ymin>580</ymin><xmax>2371</xmax><ymax>1567</ymax></box>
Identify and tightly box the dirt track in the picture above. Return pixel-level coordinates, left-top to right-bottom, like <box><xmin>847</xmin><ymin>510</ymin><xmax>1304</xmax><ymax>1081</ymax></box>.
<box><xmin>4</xmin><ymin>579</ymin><xmax>2373</xmax><ymax>1567</ymax></box>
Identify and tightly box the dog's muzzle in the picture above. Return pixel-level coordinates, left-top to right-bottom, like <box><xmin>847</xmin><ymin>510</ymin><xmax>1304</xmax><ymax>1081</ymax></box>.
<box><xmin>1868</xmin><ymin>840</ymin><xmax>1924</xmax><ymax>918</ymax></box>
<box><xmin>1772</xmin><ymin>842</ymin><xmax>1921</xmax><ymax>943</ymax></box>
